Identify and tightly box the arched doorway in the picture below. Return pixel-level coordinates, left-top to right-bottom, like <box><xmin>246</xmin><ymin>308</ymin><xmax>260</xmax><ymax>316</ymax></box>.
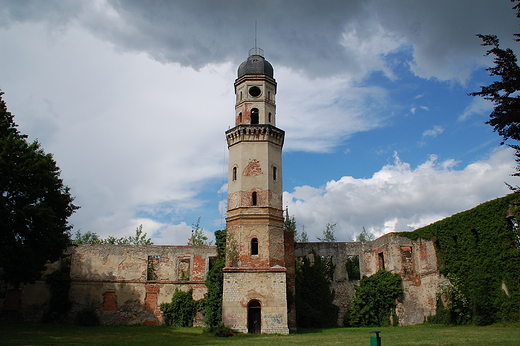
<box><xmin>247</xmin><ymin>300</ymin><xmax>261</xmax><ymax>334</ymax></box>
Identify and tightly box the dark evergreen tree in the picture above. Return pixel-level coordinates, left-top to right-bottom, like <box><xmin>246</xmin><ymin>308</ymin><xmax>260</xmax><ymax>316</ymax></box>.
<box><xmin>470</xmin><ymin>1</ymin><xmax>520</xmax><ymax>180</ymax></box>
<box><xmin>0</xmin><ymin>92</ymin><xmax>79</xmax><ymax>286</ymax></box>
<box><xmin>201</xmin><ymin>229</ymin><xmax>226</xmax><ymax>331</ymax></box>
<box><xmin>295</xmin><ymin>250</ymin><xmax>338</xmax><ymax>328</ymax></box>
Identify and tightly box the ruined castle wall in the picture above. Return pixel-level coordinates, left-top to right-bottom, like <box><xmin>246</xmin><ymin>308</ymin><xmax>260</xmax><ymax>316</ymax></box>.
<box><xmin>295</xmin><ymin>234</ymin><xmax>440</xmax><ymax>326</ymax></box>
<box><xmin>69</xmin><ymin>244</ymin><xmax>217</xmax><ymax>325</ymax></box>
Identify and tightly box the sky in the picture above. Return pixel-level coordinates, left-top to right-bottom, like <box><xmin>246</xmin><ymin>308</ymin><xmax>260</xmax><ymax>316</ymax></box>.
<box><xmin>1</xmin><ymin>0</ymin><xmax>519</xmax><ymax>244</ymax></box>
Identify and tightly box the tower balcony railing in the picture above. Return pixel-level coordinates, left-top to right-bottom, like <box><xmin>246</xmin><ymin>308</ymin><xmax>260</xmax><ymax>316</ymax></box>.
<box><xmin>249</xmin><ymin>47</ymin><xmax>264</xmax><ymax>57</ymax></box>
<box><xmin>226</xmin><ymin>124</ymin><xmax>284</xmax><ymax>147</ymax></box>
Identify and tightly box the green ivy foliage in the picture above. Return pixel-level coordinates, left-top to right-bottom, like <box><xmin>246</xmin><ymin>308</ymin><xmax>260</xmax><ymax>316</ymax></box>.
<box><xmin>200</xmin><ymin>229</ymin><xmax>226</xmax><ymax>332</ymax></box>
<box><xmin>296</xmin><ymin>250</ymin><xmax>338</xmax><ymax>328</ymax></box>
<box><xmin>345</xmin><ymin>270</ymin><xmax>403</xmax><ymax>327</ymax></box>
<box><xmin>398</xmin><ymin>193</ymin><xmax>520</xmax><ymax>325</ymax></box>
<box><xmin>160</xmin><ymin>289</ymin><xmax>197</xmax><ymax>327</ymax></box>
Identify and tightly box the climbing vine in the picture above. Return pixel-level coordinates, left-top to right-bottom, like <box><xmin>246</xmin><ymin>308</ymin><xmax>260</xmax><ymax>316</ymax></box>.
<box><xmin>398</xmin><ymin>193</ymin><xmax>520</xmax><ymax>325</ymax></box>
<box><xmin>160</xmin><ymin>289</ymin><xmax>197</xmax><ymax>327</ymax></box>
<box><xmin>200</xmin><ymin>229</ymin><xmax>226</xmax><ymax>332</ymax></box>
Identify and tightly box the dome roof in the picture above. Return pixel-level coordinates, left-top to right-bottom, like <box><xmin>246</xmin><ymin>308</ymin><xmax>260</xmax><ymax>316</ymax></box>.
<box><xmin>237</xmin><ymin>48</ymin><xmax>274</xmax><ymax>78</ymax></box>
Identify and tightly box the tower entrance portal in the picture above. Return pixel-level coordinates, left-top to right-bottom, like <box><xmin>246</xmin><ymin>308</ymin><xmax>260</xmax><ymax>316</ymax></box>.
<box><xmin>248</xmin><ymin>300</ymin><xmax>261</xmax><ymax>334</ymax></box>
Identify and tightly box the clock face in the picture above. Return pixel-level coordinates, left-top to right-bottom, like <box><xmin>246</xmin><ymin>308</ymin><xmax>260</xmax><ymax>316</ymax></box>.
<box><xmin>249</xmin><ymin>86</ymin><xmax>261</xmax><ymax>97</ymax></box>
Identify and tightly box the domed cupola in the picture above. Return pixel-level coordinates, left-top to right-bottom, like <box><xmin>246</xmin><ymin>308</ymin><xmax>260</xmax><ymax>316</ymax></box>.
<box><xmin>237</xmin><ymin>47</ymin><xmax>274</xmax><ymax>78</ymax></box>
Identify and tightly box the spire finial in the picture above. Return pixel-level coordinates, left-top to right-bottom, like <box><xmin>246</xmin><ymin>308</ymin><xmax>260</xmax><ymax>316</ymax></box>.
<box><xmin>248</xmin><ymin>22</ymin><xmax>264</xmax><ymax>57</ymax></box>
<box><xmin>255</xmin><ymin>21</ymin><xmax>258</xmax><ymax>50</ymax></box>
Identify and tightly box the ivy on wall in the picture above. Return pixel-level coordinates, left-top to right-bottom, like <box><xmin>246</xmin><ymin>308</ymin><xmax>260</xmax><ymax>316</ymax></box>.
<box><xmin>160</xmin><ymin>289</ymin><xmax>197</xmax><ymax>327</ymax></box>
<box><xmin>399</xmin><ymin>193</ymin><xmax>520</xmax><ymax>325</ymax></box>
<box><xmin>200</xmin><ymin>229</ymin><xmax>226</xmax><ymax>332</ymax></box>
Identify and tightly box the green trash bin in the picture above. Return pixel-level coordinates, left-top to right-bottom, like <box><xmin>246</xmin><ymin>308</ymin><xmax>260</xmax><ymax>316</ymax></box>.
<box><xmin>369</xmin><ymin>331</ymin><xmax>381</xmax><ymax>346</ymax></box>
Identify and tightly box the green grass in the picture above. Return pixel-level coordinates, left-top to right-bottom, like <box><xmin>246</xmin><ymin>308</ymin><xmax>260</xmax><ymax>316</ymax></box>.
<box><xmin>1</xmin><ymin>322</ymin><xmax>519</xmax><ymax>346</ymax></box>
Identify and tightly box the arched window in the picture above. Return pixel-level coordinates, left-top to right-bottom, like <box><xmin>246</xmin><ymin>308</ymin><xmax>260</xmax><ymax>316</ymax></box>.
<box><xmin>251</xmin><ymin>238</ymin><xmax>258</xmax><ymax>255</ymax></box>
<box><xmin>273</xmin><ymin>166</ymin><xmax>277</xmax><ymax>181</ymax></box>
<box><xmin>251</xmin><ymin>108</ymin><xmax>259</xmax><ymax>124</ymax></box>
<box><xmin>268</xmin><ymin>112</ymin><xmax>272</xmax><ymax>123</ymax></box>
<box><xmin>252</xmin><ymin>192</ymin><xmax>257</xmax><ymax>206</ymax></box>
<box><xmin>232</xmin><ymin>167</ymin><xmax>237</xmax><ymax>181</ymax></box>
<box><xmin>239</xmin><ymin>112</ymin><xmax>242</xmax><ymax>123</ymax></box>
<box><xmin>268</xmin><ymin>91</ymin><xmax>271</xmax><ymax>100</ymax></box>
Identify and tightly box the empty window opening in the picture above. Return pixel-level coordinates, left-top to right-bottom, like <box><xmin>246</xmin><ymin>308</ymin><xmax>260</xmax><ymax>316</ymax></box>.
<box><xmin>238</xmin><ymin>112</ymin><xmax>242</xmax><ymax>124</ymax></box>
<box><xmin>251</xmin><ymin>108</ymin><xmax>259</xmax><ymax>124</ymax></box>
<box><xmin>208</xmin><ymin>256</ymin><xmax>217</xmax><ymax>272</ymax></box>
<box><xmin>401</xmin><ymin>246</ymin><xmax>413</xmax><ymax>275</ymax></box>
<box><xmin>248</xmin><ymin>300</ymin><xmax>261</xmax><ymax>334</ymax></box>
<box><xmin>268</xmin><ymin>91</ymin><xmax>271</xmax><ymax>100</ymax></box>
<box><xmin>240</xmin><ymin>91</ymin><xmax>243</xmax><ymax>100</ymax></box>
<box><xmin>268</xmin><ymin>112</ymin><xmax>272</xmax><ymax>123</ymax></box>
<box><xmin>251</xmin><ymin>192</ymin><xmax>258</xmax><ymax>206</ymax></box>
<box><xmin>232</xmin><ymin>166</ymin><xmax>237</xmax><ymax>181</ymax></box>
<box><xmin>273</xmin><ymin>166</ymin><xmax>277</xmax><ymax>181</ymax></box>
<box><xmin>378</xmin><ymin>252</ymin><xmax>385</xmax><ymax>270</ymax></box>
<box><xmin>147</xmin><ymin>255</ymin><xmax>160</xmax><ymax>281</ymax></box>
<box><xmin>346</xmin><ymin>255</ymin><xmax>360</xmax><ymax>281</ymax></box>
<box><xmin>178</xmin><ymin>256</ymin><xmax>191</xmax><ymax>281</ymax></box>
<box><xmin>251</xmin><ymin>238</ymin><xmax>259</xmax><ymax>255</ymax></box>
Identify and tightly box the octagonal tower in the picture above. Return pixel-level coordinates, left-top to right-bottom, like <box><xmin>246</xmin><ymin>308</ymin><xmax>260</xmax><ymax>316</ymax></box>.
<box><xmin>222</xmin><ymin>48</ymin><xmax>295</xmax><ymax>334</ymax></box>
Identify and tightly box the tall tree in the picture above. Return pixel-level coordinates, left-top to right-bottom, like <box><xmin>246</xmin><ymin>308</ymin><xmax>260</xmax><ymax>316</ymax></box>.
<box><xmin>470</xmin><ymin>0</ymin><xmax>520</xmax><ymax>181</ymax></box>
<box><xmin>316</xmin><ymin>222</ymin><xmax>337</xmax><ymax>242</ymax></box>
<box><xmin>0</xmin><ymin>92</ymin><xmax>79</xmax><ymax>286</ymax></box>
<box><xmin>188</xmin><ymin>217</ymin><xmax>211</xmax><ymax>246</ymax></box>
<box><xmin>295</xmin><ymin>250</ymin><xmax>338</xmax><ymax>328</ymax></box>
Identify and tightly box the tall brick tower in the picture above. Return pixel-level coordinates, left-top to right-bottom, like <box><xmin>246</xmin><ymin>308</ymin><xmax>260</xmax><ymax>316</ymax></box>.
<box><xmin>222</xmin><ymin>47</ymin><xmax>295</xmax><ymax>334</ymax></box>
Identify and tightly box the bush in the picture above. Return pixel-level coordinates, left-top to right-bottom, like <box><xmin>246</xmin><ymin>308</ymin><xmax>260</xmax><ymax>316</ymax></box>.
<box><xmin>212</xmin><ymin>323</ymin><xmax>234</xmax><ymax>337</ymax></box>
<box><xmin>75</xmin><ymin>306</ymin><xmax>100</xmax><ymax>326</ymax></box>
<box><xmin>160</xmin><ymin>289</ymin><xmax>197</xmax><ymax>327</ymax></box>
<box><xmin>346</xmin><ymin>270</ymin><xmax>403</xmax><ymax>327</ymax></box>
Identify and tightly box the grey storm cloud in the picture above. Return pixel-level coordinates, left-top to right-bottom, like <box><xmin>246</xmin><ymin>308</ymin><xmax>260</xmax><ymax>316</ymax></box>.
<box><xmin>1</xmin><ymin>0</ymin><xmax>517</xmax><ymax>80</ymax></box>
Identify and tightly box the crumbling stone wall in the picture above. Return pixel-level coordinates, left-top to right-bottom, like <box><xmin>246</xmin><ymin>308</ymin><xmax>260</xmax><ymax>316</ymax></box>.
<box><xmin>295</xmin><ymin>233</ymin><xmax>440</xmax><ymax>326</ymax></box>
<box><xmin>3</xmin><ymin>234</ymin><xmax>439</xmax><ymax>327</ymax></box>
<box><xmin>69</xmin><ymin>244</ymin><xmax>216</xmax><ymax>326</ymax></box>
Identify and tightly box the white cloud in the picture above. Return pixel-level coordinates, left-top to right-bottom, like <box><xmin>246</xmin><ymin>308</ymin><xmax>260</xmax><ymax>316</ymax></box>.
<box><xmin>422</xmin><ymin>125</ymin><xmax>444</xmax><ymax>137</ymax></box>
<box><xmin>284</xmin><ymin>148</ymin><xmax>515</xmax><ymax>241</ymax></box>
<box><xmin>459</xmin><ymin>97</ymin><xmax>494</xmax><ymax>122</ymax></box>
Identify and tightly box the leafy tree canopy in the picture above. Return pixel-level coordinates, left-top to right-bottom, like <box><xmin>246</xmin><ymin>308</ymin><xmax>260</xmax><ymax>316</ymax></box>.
<box><xmin>73</xmin><ymin>224</ymin><xmax>152</xmax><ymax>245</ymax></box>
<box><xmin>0</xmin><ymin>92</ymin><xmax>79</xmax><ymax>286</ymax></box>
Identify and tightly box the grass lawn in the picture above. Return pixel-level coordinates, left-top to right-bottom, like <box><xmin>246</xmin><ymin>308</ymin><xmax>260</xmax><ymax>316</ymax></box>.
<box><xmin>1</xmin><ymin>322</ymin><xmax>519</xmax><ymax>346</ymax></box>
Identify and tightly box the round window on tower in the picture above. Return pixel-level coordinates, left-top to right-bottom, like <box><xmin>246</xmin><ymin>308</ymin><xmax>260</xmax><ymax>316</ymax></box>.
<box><xmin>249</xmin><ymin>86</ymin><xmax>261</xmax><ymax>97</ymax></box>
